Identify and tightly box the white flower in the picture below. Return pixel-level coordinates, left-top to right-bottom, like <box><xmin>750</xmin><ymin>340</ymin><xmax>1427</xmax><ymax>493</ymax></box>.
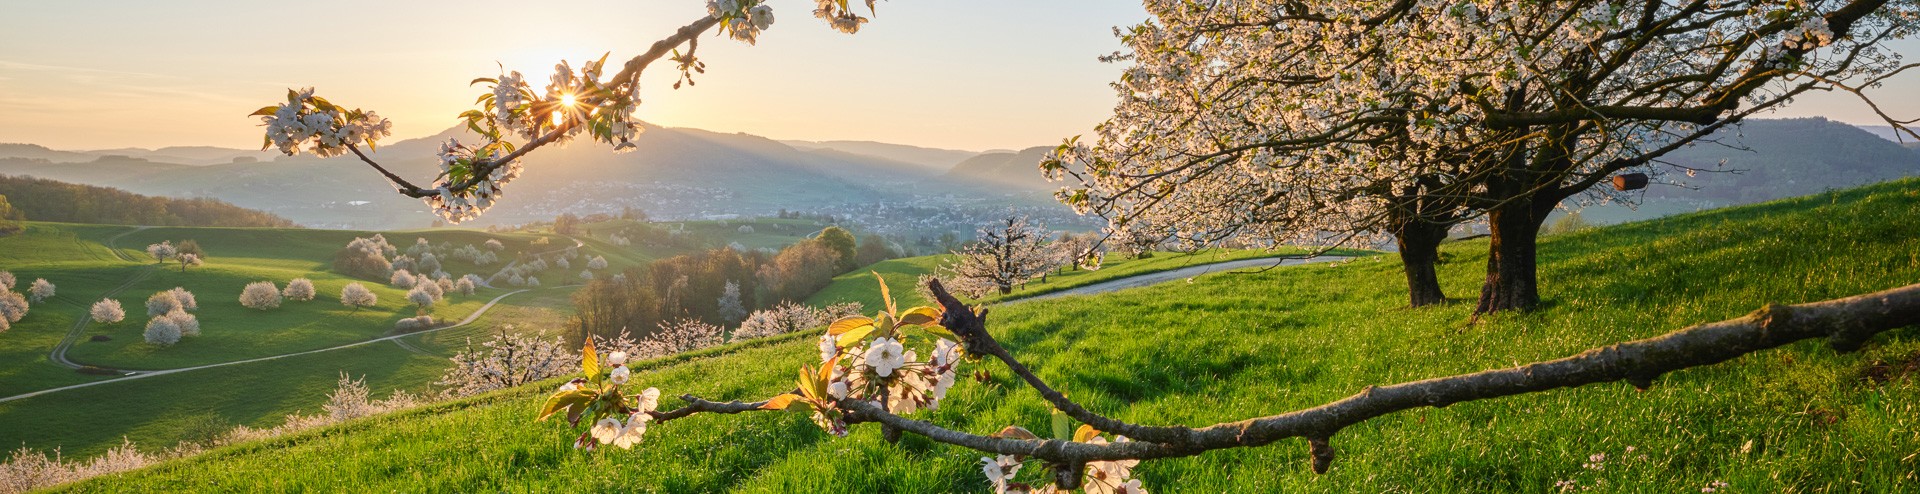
<box><xmin>819</xmin><ymin>333</ymin><xmax>838</xmax><ymax>362</ymax></box>
<box><xmin>609</xmin><ymin>365</ymin><xmax>631</xmax><ymax>385</ymax></box>
<box><xmin>981</xmin><ymin>454</ymin><xmax>1022</xmax><ymax>493</ymax></box>
<box><xmin>749</xmin><ymin>4</ymin><xmax>775</xmax><ymax>30</ymax></box>
<box><xmin>864</xmin><ymin>337</ymin><xmax>906</xmax><ymax>377</ymax></box>
<box><xmin>590</xmin><ymin>417</ymin><xmax>623</xmax><ymax>444</ymax></box>
<box><xmin>610</xmin><ymin>410</ymin><xmax>651</xmax><ymax>449</ymax></box>
<box><xmin>828</xmin><ymin>381</ymin><xmax>849</xmax><ymax>400</ymax></box>
<box><xmin>634</xmin><ymin>387</ymin><xmax>661</xmax><ymax>414</ymax></box>
<box><xmin>608</xmin><ymin>351</ymin><xmax>628</xmax><ymax>366</ymax></box>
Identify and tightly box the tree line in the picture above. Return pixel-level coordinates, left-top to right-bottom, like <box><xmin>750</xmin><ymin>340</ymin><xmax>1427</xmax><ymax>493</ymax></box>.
<box><xmin>0</xmin><ymin>175</ymin><xmax>295</xmax><ymax>228</ymax></box>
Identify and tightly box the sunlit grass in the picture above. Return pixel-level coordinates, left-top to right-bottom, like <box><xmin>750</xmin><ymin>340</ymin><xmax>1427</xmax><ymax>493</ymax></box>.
<box><xmin>54</xmin><ymin>179</ymin><xmax>1920</xmax><ymax>491</ymax></box>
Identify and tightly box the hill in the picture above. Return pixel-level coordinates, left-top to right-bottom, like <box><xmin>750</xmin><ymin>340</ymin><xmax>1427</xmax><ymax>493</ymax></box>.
<box><xmin>50</xmin><ymin>178</ymin><xmax>1920</xmax><ymax>492</ymax></box>
<box><xmin>942</xmin><ymin>145</ymin><xmax>1056</xmax><ymax>190</ymax></box>
<box><xmin>780</xmin><ymin>140</ymin><xmax>981</xmax><ymax>171</ymax></box>
<box><xmin>0</xmin><ymin>175</ymin><xmax>295</xmax><ymax>228</ymax></box>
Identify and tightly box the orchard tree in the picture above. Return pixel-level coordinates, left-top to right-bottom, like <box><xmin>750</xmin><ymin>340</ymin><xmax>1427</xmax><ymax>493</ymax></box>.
<box><xmin>143</xmin><ymin>316</ymin><xmax>181</xmax><ymax>346</ymax></box>
<box><xmin>90</xmin><ymin>298</ymin><xmax>126</xmax><ymax>324</ymax></box>
<box><xmin>716</xmin><ymin>280</ymin><xmax>747</xmax><ymax>325</ymax></box>
<box><xmin>335</xmin><ymin>235</ymin><xmax>395</xmax><ymax>280</ymax></box>
<box><xmin>407</xmin><ymin>285</ymin><xmax>437</xmax><ymax>315</ymax></box>
<box><xmin>1049</xmin><ymin>0</ymin><xmax>1920</xmax><ymax>312</ymax></box>
<box><xmin>27</xmin><ymin>278</ymin><xmax>54</xmax><ymax>303</ymax></box>
<box><xmin>437</xmin><ymin>327</ymin><xmax>572</xmax><ymax>398</ymax></box>
<box><xmin>146</xmin><ymin>241</ymin><xmax>176</xmax><ymax>264</ymax></box>
<box><xmin>340</xmin><ymin>282</ymin><xmax>378</xmax><ymax>312</ymax></box>
<box><xmin>945</xmin><ymin>215</ymin><xmax>1057</xmax><ymax>297</ymax></box>
<box><xmin>167</xmin><ymin>308</ymin><xmax>201</xmax><ymax>337</ymax></box>
<box><xmin>454</xmin><ymin>276</ymin><xmax>477</xmax><ymax>295</ymax></box>
<box><xmin>240</xmin><ymin>281</ymin><xmax>283</xmax><ymax>310</ymax></box>
<box><xmin>0</xmin><ymin>290</ymin><xmax>26</xmax><ymax>327</ymax></box>
<box><xmin>176</xmin><ymin>239</ymin><xmax>205</xmax><ymax>260</ymax></box>
<box><xmin>588</xmin><ymin>255</ymin><xmax>609</xmax><ymax>271</ymax></box>
<box><xmin>816</xmin><ymin>226</ymin><xmax>859</xmax><ymax>272</ymax></box>
<box><xmin>284</xmin><ymin>277</ymin><xmax>317</xmax><ymax>302</ymax></box>
<box><xmin>177</xmin><ymin>253</ymin><xmax>203</xmax><ymax>272</ymax></box>
<box><xmin>0</xmin><ymin>271</ymin><xmax>13</xmax><ymax>291</ymax></box>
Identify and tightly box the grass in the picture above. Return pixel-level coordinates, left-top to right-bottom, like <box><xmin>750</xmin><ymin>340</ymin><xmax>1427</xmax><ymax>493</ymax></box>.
<box><xmin>804</xmin><ymin>247</ymin><xmax>1365</xmax><ymax>310</ymax></box>
<box><xmin>48</xmin><ymin>179</ymin><xmax>1920</xmax><ymax>491</ymax></box>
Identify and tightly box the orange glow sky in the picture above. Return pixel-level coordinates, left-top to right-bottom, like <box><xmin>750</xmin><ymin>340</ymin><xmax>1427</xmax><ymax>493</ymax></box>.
<box><xmin>2</xmin><ymin>0</ymin><xmax>1915</xmax><ymax>151</ymax></box>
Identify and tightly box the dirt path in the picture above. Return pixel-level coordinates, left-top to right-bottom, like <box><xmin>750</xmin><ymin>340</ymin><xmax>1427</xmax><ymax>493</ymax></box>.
<box><xmin>48</xmin><ymin>226</ymin><xmax>157</xmax><ymax>370</ymax></box>
<box><xmin>2</xmin><ymin>288</ymin><xmax>533</xmax><ymax>404</ymax></box>
<box><xmin>1013</xmin><ymin>255</ymin><xmax>1353</xmax><ymax>303</ymax></box>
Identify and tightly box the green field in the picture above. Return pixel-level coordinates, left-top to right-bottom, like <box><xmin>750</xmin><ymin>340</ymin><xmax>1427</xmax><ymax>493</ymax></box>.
<box><xmin>0</xmin><ymin>223</ymin><xmax>649</xmax><ymax>458</ymax></box>
<box><xmin>47</xmin><ymin>179</ymin><xmax>1920</xmax><ymax>491</ymax></box>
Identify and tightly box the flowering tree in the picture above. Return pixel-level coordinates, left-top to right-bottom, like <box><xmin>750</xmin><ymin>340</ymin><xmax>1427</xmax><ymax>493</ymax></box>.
<box><xmin>239</xmin><ymin>281</ymin><xmax>283</xmax><ymax>310</ymax></box>
<box><xmin>715</xmin><ymin>280</ymin><xmax>747</xmax><ymax>325</ymax></box>
<box><xmin>632</xmin><ymin>319</ymin><xmax>725</xmax><ymax>360</ymax></box>
<box><xmin>143</xmin><ymin>316</ymin><xmax>180</xmax><ymax>346</ymax></box>
<box><xmin>587</xmin><ymin>255</ymin><xmax>609</xmax><ymax>271</ymax></box>
<box><xmin>166</xmin><ymin>309</ymin><xmax>200</xmax><ymax>337</ymax></box>
<box><xmin>436</xmin><ymin>327</ymin><xmax>573</xmax><ymax>398</ymax></box>
<box><xmin>176</xmin><ymin>253</ymin><xmax>203</xmax><ymax>273</ymax></box>
<box><xmin>145</xmin><ymin>291</ymin><xmax>182</xmax><ymax>317</ymax></box>
<box><xmin>334</xmin><ymin>235</ymin><xmax>395</xmax><ymax>280</ymax></box>
<box><xmin>390</xmin><ymin>269</ymin><xmax>418</xmax><ymax>289</ymax></box>
<box><xmin>145</xmin><ymin>241</ymin><xmax>175</xmax><ymax>264</ymax></box>
<box><xmin>90</xmin><ymin>299</ymin><xmax>125</xmax><ymax>324</ymax></box>
<box><xmin>283</xmin><ymin>278</ymin><xmax>317</xmax><ymax>302</ymax></box>
<box><xmin>27</xmin><ymin>279</ymin><xmax>53</xmax><ymax>303</ymax></box>
<box><xmin>454</xmin><ymin>276</ymin><xmax>477</xmax><ymax>295</ymax></box>
<box><xmin>484</xmin><ymin>239</ymin><xmax>505</xmax><ymax>252</ymax></box>
<box><xmin>1048</xmin><ymin>0</ymin><xmax>1920</xmax><ymax>312</ymax></box>
<box><xmin>169</xmin><ymin>287</ymin><xmax>197</xmax><ymax>311</ymax></box>
<box><xmin>340</xmin><ymin>282</ymin><xmax>378</xmax><ymax>312</ymax></box>
<box><xmin>0</xmin><ymin>290</ymin><xmax>26</xmax><ymax>329</ymax></box>
<box><xmin>733</xmin><ymin>300</ymin><xmax>827</xmax><ymax>340</ymax></box>
<box><xmin>0</xmin><ymin>271</ymin><xmax>13</xmax><ymax>291</ymax></box>
<box><xmin>945</xmin><ymin>215</ymin><xmax>1058</xmax><ymax>297</ymax></box>
<box><xmin>406</xmin><ymin>285</ymin><xmax>437</xmax><ymax>315</ymax></box>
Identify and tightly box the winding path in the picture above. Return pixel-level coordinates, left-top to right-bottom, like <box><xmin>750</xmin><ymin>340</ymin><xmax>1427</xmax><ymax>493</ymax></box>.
<box><xmin>48</xmin><ymin>226</ymin><xmax>156</xmax><ymax>370</ymax></box>
<box><xmin>2</xmin><ymin>288</ymin><xmax>532</xmax><ymax>404</ymax></box>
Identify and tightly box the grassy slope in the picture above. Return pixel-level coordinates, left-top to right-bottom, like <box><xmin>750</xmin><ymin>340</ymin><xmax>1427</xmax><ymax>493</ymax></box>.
<box><xmin>804</xmin><ymin>247</ymin><xmax>1362</xmax><ymax>310</ymax></box>
<box><xmin>53</xmin><ymin>179</ymin><xmax>1920</xmax><ymax>492</ymax></box>
<box><xmin>0</xmin><ymin>224</ymin><xmax>605</xmax><ymax>457</ymax></box>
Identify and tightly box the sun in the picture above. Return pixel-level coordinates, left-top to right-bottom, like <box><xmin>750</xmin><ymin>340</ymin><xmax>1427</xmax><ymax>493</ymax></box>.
<box><xmin>559</xmin><ymin>93</ymin><xmax>577</xmax><ymax>108</ymax></box>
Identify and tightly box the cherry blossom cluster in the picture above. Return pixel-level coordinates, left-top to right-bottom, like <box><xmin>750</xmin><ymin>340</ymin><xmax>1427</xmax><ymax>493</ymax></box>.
<box><xmin>541</xmin><ymin>346</ymin><xmax>662</xmax><ymax>450</ymax></box>
<box><xmin>812</xmin><ymin>0</ymin><xmax>874</xmax><ymax>34</ymax></box>
<box><xmin>709</xmin><ymin>0</ymin><xmax>777</xmax><ymax>44</ymax></box>
<box><xmin>253</xmin><ymin>88</ymin><xmax>393</xmax><ymax>158</ymax></box>
<box><xmin>422</xmin><ymin>138</ymin><xmax>523</xmax><ymax>224</ymax></box>
<box><xmin>981</xmin><ymin>425</ymin><xmax>1145</xmax><ymax>494</ymax></box>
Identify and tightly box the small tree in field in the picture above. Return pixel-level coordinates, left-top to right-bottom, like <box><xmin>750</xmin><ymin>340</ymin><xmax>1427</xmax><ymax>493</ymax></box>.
<box><xmin>715</xmin><ymin>280</ymin><xmax>747</xmax><ymax>325</ymax></box>
<box><xmin>169</xmin><ymin>287</ymin><xmax>197</xmax><ymax>311</ymax></box>
<box><xmin>417</xmin><ymin>277</ymin><xmax>445</xmax><ymax>301</ymax></box>
<box><xmin>526</xmin><ymin>276</ymin><xmax>540</xmax><ymax>287</ymax></box>
<box><xmin>0</xmin><ymin>290</ymin><xmax>27</xmax><ymax>328</ymax></box>
<box><xmin>587</xmin><ymin>255</ymin><xmax>609</xmax><ymax>270</ymax></box>
<box><xmin>166</xmin><ymin>308</ymin><xmax>200</xmax><ymax>337</ymax></box>
<box><xmin>0</xmin><ymin>271</ymin><xmax>13</xmax><ymax>291</ymax></box>
<box><xmin>436</xmin><ymin>327</ymin><xmax>571</xmax><ymax>398</ymax></box>
<box><xmin>340</xmin><ymin>282</ymin><xmax>377</xmax><ymax>312</ymax></box>
<box><xmin>146</xmin><ymin>241</ymin><xmax>175</xmax><ymax>264</ymax></box>
<box><xmin>484</xmin><ymin>239</ymin><xmax>504</xmax><ymax>251</ymax></box>
<box><xmin>143</xmin><ymin>316</ymin><xmax>181</xmax><ymax>346</ymax></box>
<box><xmin>579</xmin><ymin>270</ymin><xmax>594</xmax><ymax>282</ymax></box>
<box><xmin>146</xmin><ymin>291</ymin><xmax>182</xmax><ymax>317</ymax></box>
<box><xmin>390</xmin><ymin>269</ymin><xmax>418</xmax><ymax>289</ymax></box>
<box><xmin>453</xmin><ymin>276</ymin><xmax>476</xmax><ymax>295</ymax></box>
<box><xmin>945</xmin><ymin>215</ymin><xmax>1057</xmax><ymax>297</ymax></box>
<box><xmin>334</xmin><ymin>235</ymin><xmax>395</xmax><ymax>280</ymax></box>
<box><xmin>27</xmin><ymin>279</ymin><xmax>54</xmax><ymax>303</ymax></box>
<box><xmin>239</xmin><ymin>281</ymin><xmax>282</xmax><ymax>310</ymax></box>
<box><xmin>177</xmin><ymin>253</ymin><xmax>202</xmax><ymax>273</ymax></box>
<box><xmin>406</xmin><ymin>285</ymin><xmax>436</xmax><ymax>315</ymax></box>
<box><xmin>733</xmin><ymin>301</ymin><xmax>824</xmax><ymax>340</ymax></box>
<box><xmin>91</xmin><ymin>298</ymin><xmax>125</xmax><ymax>324</ymax></box>
<box><xmin>283</xmin><ymin>278</ymin><xmax>316</xmax><ymax>302</ymax></box>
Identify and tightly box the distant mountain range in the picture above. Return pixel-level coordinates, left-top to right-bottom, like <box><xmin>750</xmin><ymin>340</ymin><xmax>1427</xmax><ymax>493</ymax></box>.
<box><xmin>1</xmin><ymin>117</ymin><xmax>1912</xmax><ymax>231</ymax></box>
<box><xmin>0</xmin><ymin>124</ymin><xmax>1056</xmax><ymax>230</ymax></box>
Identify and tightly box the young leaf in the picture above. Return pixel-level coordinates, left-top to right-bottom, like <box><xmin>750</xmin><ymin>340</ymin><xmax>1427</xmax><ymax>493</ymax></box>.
<box><xmin>249</xmin><ymin>105</ymin><xmax>279</xmax><ymax>117</ymax></box>
<box><xmin>994</xmin><ymin>426</ymin><xmax>1039</xmax><ymax>441</ymax></box>
<box><xmin>761</xmin><ymin>393</ymin><xmax>803</xmax><ymax>410</ymax></box>
<box><xmin>827</xmin><ymin>315</ymin><xmax>874</xmax><ymax>336</ymax></box>
<box><xmin>873</xmin><ymin>272</ymin><xmax>897</xmax><ymax>316</ymax></box>
<box><xmin>835</xmin><ymin>325</ymin><xmax>876</xmax><ymax>348</ymax></box>
<box><xmin>897</xmin><ymin>306</ymin><xmax>942</xmax><ymax>326</ymax></box>
<box><xmin>1073</xmin><ymin>424</ymin><xmax>1101</xmax><ymax>443</ymax></box>
<box><xmin>581</xmin><ymin>339</ymin><xmax>601</xmax><ymax>382</ymax></box>
<box><xmin>537</xmin><ymin>389</ymin><xmax>597</xmax><ymax>422</ymax></box>
<box><xmin>1051</xmin><ymin>408</ymin><xmax>1072</xmax><ymax>441</ymax></box>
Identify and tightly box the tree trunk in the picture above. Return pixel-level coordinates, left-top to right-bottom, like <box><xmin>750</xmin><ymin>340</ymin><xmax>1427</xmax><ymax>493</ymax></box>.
<box><xmin>1475</xmin><ymin>200</ymin><xmax>1549</xmax><ymax>313</ymax></box>
<box><xmin>1395</xmin><ymin>220</ymin><xmax>1449</xmax><ymax>308</ymax></box>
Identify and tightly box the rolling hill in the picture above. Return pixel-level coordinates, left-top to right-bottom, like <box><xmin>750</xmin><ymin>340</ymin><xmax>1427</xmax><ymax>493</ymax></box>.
<box><xmin>942</xmin><ymin>145</ymin><xmax>1056</xmax><ymax>190</ymax></box>
<box><xmin>779</xmin><ymin>139</ymin><xmax>981</xmax><ymax>171</ymax></box>
<box><xmin>42</xmin><ymin>177</ymin><xmax>1920</xmax><ymax>492</ymax></box>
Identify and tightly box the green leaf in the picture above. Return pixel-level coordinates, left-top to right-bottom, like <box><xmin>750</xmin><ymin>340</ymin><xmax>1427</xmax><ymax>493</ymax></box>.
<box><xmin>835</xmin><ymin>325</ymin><xmax>876</xmax><ymax>348</ymax></box>
<box><xmin>249</xmin><ymin>105</ymin><xmax>279</xmax><ymax>117</ymax></box>
<box><xmin>471</xmin><ymin>77</ymin><xmax>498</xmax><ymax>86</ymax></box>
<box><xmin>828</xmin><ymin>316</ymin><xmax>874</xmax><ymax>336</ymax></box>
<box><xmin>897</xmin><ymin>306</ymin><xmax>941</xmax><ymax>326</ymax></box>
<box><xmin>1051</xmin><ymin>408</ymin><xmax>1072</xmax><ymax>441</ymax></box>
<box><xmin>537</xmin><ymin>389</ymin><xmax>598</xmax><ymax>422</ymax></box>
<box><xmin>581</xmin><ymin>340</ymin><xmax>601</xmax><ymax>384</ymax></box>
<box><xmin>994</xmin><ymin>426</ymin><xmax>1039</xmax><ymax>441</ymax></box>
<box><xmin>763</xmin><ymin>393</ymin><xmax>802</xmax><ymax>410</ymax></box>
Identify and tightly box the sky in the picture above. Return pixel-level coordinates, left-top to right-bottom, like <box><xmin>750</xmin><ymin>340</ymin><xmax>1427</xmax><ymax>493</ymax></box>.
<box><xmin>1</xmin><ymin>0</ymin><xmax>1916</xmax><ymax>152</ymax></box>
